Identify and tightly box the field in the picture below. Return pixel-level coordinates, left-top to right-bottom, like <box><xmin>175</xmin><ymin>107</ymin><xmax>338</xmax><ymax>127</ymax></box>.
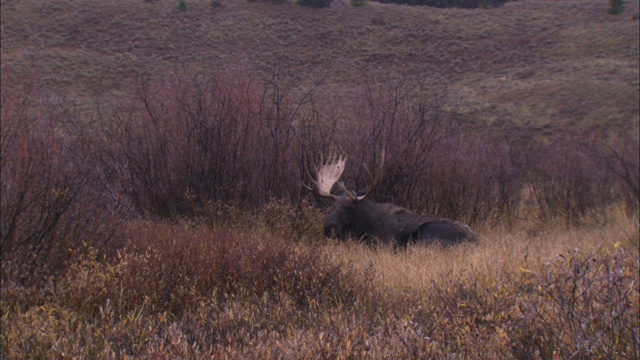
<box><xmin>1</xmin><ymin>0</ymin><xmax>639</xmax><ymax>358</ymax></box>
<box><xmin>2</xmin><ymin>0</ymin><xmax>639</xmax><ymax>129</ymax></box>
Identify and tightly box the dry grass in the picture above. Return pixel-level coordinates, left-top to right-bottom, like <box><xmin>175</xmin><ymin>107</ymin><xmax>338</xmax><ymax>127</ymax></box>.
<box><xmin>325</xmin><ymin>208</ymin><xmax>638</xmax><ymax>293</ymax></box>
<box><xmin>2</xmin><ymin>210</ymin><xmax>638</xmax><ymax>358</ymax></box>
<box><xmin>1</xmin><ymin>0</ymin><xmax>638</xmax><ymax>128</ymax></box>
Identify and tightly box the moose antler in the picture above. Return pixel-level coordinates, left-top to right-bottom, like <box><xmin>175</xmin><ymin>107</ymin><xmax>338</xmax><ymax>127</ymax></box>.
<box><xmin>306</xmin><ymin>151</ymin><xmax>385</xmax><ymax>201</ymax></box>
<box><xmin>356</xmin><ymin>150</ymin><xmax>385</xmax><ymax>201</ymax></box>
<box><xmin>306</xmin><ymin>153</ymin><xmax>347</xmax><ymax>199</ymax></box>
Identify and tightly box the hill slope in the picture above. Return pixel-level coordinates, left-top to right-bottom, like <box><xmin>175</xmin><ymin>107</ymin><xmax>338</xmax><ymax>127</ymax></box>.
<box><xmin>1</xmin><ymin>0</ymin><xmax>638</xmax><ymax>129</ymax></box>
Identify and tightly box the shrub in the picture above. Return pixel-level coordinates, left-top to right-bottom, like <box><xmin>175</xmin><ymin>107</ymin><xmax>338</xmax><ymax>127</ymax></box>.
<box><xmin>515</xmin><ymin>247</ymin><xmax>639</xmax><ymax>358</ymax></box>
<box><xmin>98</xmin><ymin>69</ymin><xmax>636</xmax><ymax>227</ymax></box>
<box><xmin>334</xmin><ymin>78</ymin><xmax>522</xmax><ymax>226</ymax></box>
<box><xmin>372</xmin><ymin>0</ymin><xmax>508</xmax><ymax>9</ymax></box>
<box><xmin>102</xmin><ymin>68</ymin><xmax>310</xmax><ymax>218</ymax></box>
<box><xmin>177</xmin><ymin>0</ymin><xmax>186</xmax><ymax>11</ymax></box>
<box><xmin>608</xmin><ymin>0</ymin><xmax>625</xmax><ymax>14</ymax></box>
<box><xmin>55</xmin><ymin>222</ymin><xmax>375</xmax><ymax>318</ymax></box>
<box><xmin>0</xmin><ymin>69</ymin><xmax>123</xmax><ymax>285</ymax></box>
<box><xmin>298</xmin><ymin>0</ymin><xmax>333</xmax><ymax>8</ymax></box>
<box><xmin>603</xmin><ymin>130</ymin><xmax>640</xmax><ymax>214</ymax></box>
<box><xmin>98</xmin><ymin>70</ymin><xmax>638</xmax><ymax>226</ymax></box>
<box><xmin>257</xmin><ymin>198</ymin><xmax>325</xmax><ymax>243</ymax></box>
<box><xmin>526</xmin><ymin>130</ymin><xmax>619</xmax><ymax>227</ymax></box>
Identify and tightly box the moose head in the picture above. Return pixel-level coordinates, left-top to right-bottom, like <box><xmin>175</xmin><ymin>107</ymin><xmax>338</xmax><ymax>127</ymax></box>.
<box><xmin>306</xmin><ymin>152</ymin><xmax>478</xmax><ymax>246</ymax></box>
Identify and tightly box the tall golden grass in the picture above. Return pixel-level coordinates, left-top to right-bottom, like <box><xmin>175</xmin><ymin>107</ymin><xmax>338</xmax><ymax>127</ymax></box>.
<box><xmin>327</xmin><ymin>207</ymin><xmax>638</xmax><ymax>293</ymax></box>
<box><xmin>2</xmin><ymin>208</ymin><xmax>637</xmax><ymax>358</ymax></box>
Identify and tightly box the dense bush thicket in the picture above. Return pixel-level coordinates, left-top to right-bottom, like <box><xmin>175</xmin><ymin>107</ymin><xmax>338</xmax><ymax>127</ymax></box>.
<box><xmin>96</xmin><ymin>69</ymin><xmax>637</xmax><ymax>224</ymax></box>
<box><xmin>1</xmin><ymin>66</ymin><xmax>638</xmax><ymax>279</ymax></box>
<box><xmin>100</xmin><ymin>70</ymin><xmax>300</xmax><ymax>216</ymax></box>
<box><xmin>0</xmin><ymin>69</ymin><xmax>125</xmax><ymax>284</ymax></box>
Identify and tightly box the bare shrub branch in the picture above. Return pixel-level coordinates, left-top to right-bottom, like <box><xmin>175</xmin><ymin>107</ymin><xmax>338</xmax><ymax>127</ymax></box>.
<box><xmin>1</xmin><ymin>69</ymin><xmax>123</xmax><ymax>284</ymax></box>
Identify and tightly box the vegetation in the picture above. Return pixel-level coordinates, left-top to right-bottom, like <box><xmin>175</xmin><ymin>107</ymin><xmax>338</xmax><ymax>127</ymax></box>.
<box><xmin>2</xmin><ymin>64</ymin><xmax>638</xmax><ymax>359</ymax></box>
<box><xmin>608</xmin><ymin>0</ymin><xmax>625</xmax><ymax>14</ymax></box>
<box><xmin>1</xmin><ymin>0</ymin><xmax>637</xmax><ymax>129</ymax></box>
<box><xmin>1</xmin><ymin>0</ymin><xmax>639</xmax><ymax>358</ymax></box>
<box><xmin>373</xmin><ymin>0</ymin><xmax>508</xmax><ymax>9</ymax></box>
<box><xmin>297</xmin><ymin>0</ymin><xmax>333</xmax><ymax>8</ymax></box>
<box><xmin>2</xmin><ymin>218</ymin><xmax>638</xmax><ymax>358</ymax></box>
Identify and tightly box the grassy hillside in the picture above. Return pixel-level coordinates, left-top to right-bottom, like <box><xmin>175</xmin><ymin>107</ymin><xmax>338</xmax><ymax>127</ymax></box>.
<box><xmin>1</xmin><ymin>0</ymin><xmax>639</xmax><ymax>129</ymax></box>
<box><xmin>1</xmin><ymin>0</ymin><xmax>639</xmax><ymax>358</ymax></box>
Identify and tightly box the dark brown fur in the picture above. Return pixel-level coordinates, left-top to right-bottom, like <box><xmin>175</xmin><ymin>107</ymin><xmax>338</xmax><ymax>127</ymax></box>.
<box><xmin>323</xmin><ymin>197</ymin><xmax>478</xmax><ymax>246</ymax></box>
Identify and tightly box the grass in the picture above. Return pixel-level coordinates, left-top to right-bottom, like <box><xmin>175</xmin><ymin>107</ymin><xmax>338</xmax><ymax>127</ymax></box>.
<box><xmin>1</xmin><ymin>0</ymin><xmax>638</xmax><ymax>128</ymax></box>
<box><xmin>326</xmin><ymin>210</ymin><xmax>639</xmax><ymax>294</ymax></box>
<box><xmin>2</xmin><ymin>211</ymin><xmax>638</xmax><ymax>358</ymax></box>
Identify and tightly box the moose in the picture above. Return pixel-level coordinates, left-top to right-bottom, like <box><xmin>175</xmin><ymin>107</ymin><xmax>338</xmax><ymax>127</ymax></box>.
<box><xmin>306</xmin><ymin>153</ymin><xmax>478</xmax><ymax>246</ymax></box>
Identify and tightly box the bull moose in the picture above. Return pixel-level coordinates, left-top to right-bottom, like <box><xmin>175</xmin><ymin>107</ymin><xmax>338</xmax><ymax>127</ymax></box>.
<box><xmin>306</xmin><ymin>153</ymin><xmax>478</xmax><ymax>246</ymax></box>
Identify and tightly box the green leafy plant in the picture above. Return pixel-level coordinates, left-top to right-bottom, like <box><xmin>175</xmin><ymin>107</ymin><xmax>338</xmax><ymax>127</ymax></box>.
<box><xmin>178</xmin><ymin>0</ymin><xmax>187</xmax><ymax>11</ymax></box>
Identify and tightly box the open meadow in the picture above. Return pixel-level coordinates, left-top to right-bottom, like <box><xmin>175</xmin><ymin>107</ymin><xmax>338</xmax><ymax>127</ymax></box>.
<box><xmin>1</xmin><ymin>0</ymin><xmax>639</xmax><ymax>358</ymax></box>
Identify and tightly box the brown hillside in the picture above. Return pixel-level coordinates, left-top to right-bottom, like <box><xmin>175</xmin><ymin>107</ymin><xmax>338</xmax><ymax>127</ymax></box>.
<box><xmin>1</xmin><ymin>0</ymin><xmax>638</xmax><ymax>129</ymax></box>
